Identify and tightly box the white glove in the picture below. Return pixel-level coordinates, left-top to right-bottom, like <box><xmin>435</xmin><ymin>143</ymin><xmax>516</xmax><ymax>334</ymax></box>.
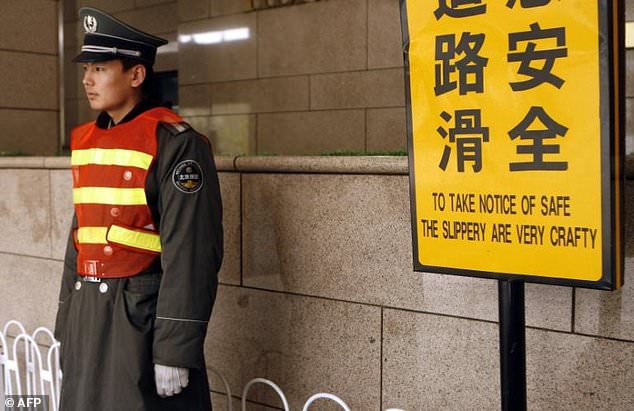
<box><xmin>154</xmin><ymin>364</ymin><xmax>189</xmax><ymax>397</ymax></box>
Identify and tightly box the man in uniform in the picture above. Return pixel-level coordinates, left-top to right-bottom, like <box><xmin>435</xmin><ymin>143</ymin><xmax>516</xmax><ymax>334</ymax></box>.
<box><xmin>53</xmin><ymin>7</ymin><xmax>223</xmax><ymax>410</ymax></box>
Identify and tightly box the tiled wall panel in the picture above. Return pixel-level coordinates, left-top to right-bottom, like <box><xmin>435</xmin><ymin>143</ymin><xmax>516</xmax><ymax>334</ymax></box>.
<box><xmin>0</xmin><ymin>254</ymin><xmax>62</xmax><ymax>333</ymax></box>
<box><xmin>0</xmin><ymin>0</ymin><xmax>58</xmax><ymax>54</ymax></box>
<box><xmin>0</xmin><ymin>110</ymin><xmax>59</xmax><ymax>156</ymax></box>
<box><xmin>0</xmin><ymin>170</ymin><xmax>51</xmax><ymax>257</ymax></box>
<box><xmin>0</xmin><ymin>51</ymin><xmax>58</xmax><ymax>110</ymax></box>
<box><xmin>205</xmin><ymin>285</ymin><xmax>381</xmax><ymax>410</ymax></box>
<box><xmin>242</xmin><ymin>172</ymin><xmax>573</xmax><ymax>331</ymax></box>
<box><xmin>368</xmin><ymin>0</ymin><xmax>403</xmax><ymax>69</ymax></box>
<box><xmin>257</xmin><ymin>0</ymin><xmax>367</xmax><ymax>77</ymax></box>
<box><xmin>179</xmin><ymin>13</ymin><xmax>258</xmax><ymax>84</ymax></box>
<box><xmin>310</xmin><ymin>69</ymin><xmax>404</xmax><ymax>110</ymax></box>
<box><xmin>256</xmin><ymin>110</ymin><xmax>365</xmax><ymax>155</ymax></box>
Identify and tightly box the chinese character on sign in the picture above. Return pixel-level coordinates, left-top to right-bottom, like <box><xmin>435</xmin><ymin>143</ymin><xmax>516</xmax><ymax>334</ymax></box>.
<box><xmin>508</xmin><ymin>106</ymin><xmax>568</xmax><ymax>171</ymax></box>
<box><xmin>437</xmin><ymin>109</ymin><xmax>490</xmax><ymax>172</ymax></box>
<box><xmin>435</xmin><ymin>33</ymin><xmax>488</xmax><ymax>95</ymax></box>
<box><xmin>434</xmin><ymin>0</ymin><xmax>486</xmax><ymax>20</ymax></box>
<box><xmin>506</xmin><ymin>0</ymin><xmax>551</xmax><ymax>8</ymax></box>
<box><xmin>508</xmin><ymin>23</ymin><xmax>567</xmax><ymax>91</ymax></box>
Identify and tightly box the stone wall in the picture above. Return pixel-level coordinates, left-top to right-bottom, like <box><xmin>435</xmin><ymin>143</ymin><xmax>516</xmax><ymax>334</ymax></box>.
<box><xmin>5</xmin><ymin>0</ymin><xmax>634</xmax><ymax>156</ymax></box>
<box><xmin>63</xmin><ymin>0</ymin><xmax>406</xmax><ymax>156</ymax></box>
<box><xmin>1</xmin><ymin>156</ymin><xmax>634</xmax><ymax>410</ymax></box>
<box><xmin>0</xmin><ymin>1</ymin><xmax>59</xmax><ymax>155</ymax></box>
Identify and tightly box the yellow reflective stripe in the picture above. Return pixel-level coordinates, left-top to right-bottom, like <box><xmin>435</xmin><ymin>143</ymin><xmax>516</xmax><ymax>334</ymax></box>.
<box><xmin>108</xmin><ymin>225</ymin><xmax>162</xmax><ymax>253</ymax></box>
<box><xmin>71</xmin><ymin>148</ymin><xmax>153</xmax><ymax>169</ymax></box>
<box><xmin>77</xmin><ymin>227</ymin><xmax>108</xmax><ymax>244</ymax></box>
<box><xmin>73</xmin><ymin>187</ymin><xmax>147</xmax><ymax>205</ymax></box>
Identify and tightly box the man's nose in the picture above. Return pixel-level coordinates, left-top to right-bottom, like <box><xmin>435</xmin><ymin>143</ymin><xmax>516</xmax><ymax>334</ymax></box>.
<box><xmin>82</xmin><ymin>71</ymin><xmax>93</xmax><ymax>86</ymax></box>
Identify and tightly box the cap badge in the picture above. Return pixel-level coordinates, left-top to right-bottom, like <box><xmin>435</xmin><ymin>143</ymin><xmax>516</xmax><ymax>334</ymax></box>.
<box><xmin>83</xmin><ymin>15</ymin><xmax>98</xmax><ymax>33</ymax></box>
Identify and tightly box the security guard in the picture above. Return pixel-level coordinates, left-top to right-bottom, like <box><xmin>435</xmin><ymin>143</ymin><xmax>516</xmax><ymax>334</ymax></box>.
<box><xmin>54</xmin><ymin>7</ymin><xmax>223</xmax><ymax>411</ymax></box>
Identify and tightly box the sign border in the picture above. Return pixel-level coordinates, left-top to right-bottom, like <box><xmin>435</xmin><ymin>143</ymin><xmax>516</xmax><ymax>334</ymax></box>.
<box><xmin>401</xmin><ymin>0</ymin><xmax>624</xmax><ymax>290</ymax></box>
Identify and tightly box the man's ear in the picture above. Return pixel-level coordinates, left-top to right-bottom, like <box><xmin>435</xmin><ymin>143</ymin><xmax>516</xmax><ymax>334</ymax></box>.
<box><xmin>130</xmin><ymin>64</ymin><xmax>146</xmax><ymax>88</ymax></box>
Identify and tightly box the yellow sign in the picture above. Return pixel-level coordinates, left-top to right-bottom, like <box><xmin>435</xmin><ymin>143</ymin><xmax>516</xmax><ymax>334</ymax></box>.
<box><xmin>402</xmin><ymin>0</ymin><xmax>623</xmax><ymax>288</ymax></box>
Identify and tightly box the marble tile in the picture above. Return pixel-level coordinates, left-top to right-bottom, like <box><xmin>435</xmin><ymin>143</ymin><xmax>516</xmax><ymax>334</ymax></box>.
<box><xmin>154</xmin><ymin>32</ymin><xmax>179</xmax><ymax>72</ymax></box>
<box><xmin>256</xmin><ymin>110</ymin><xmax>365</xmax><ymax>155</ymax></box>
<box><xmin>368</xmin><ymin>0</ymin><xmax>403</xmax><ymax>69</ymax></box>
<box><xmin>575</xmin><ymin>257</ymin><xmax>634</xmax><ymax>341</ymax></box>
<box><xmin>209</xmin><ymin>114</ymin><xmax>256</xmax><ymax>155</ymax></box>
<box><xmin>526</xmin><ymin>327</ymin><xmax>634</xmax><ymax>410</ymax></box>
<box><xmin>50</xmin><ymin>170</ymin><xmax>74</xmax><ymax>261</ymax></box>
<box><xmin>0</xmin><ymin>254</ymin><xmax>63</xmax><ymax>332</ymax></box>
<box><xmin>64</xmin><ymin>47</ymin><xmax>83</xmax><ymax>100</ymax></box>
<box><xmin>310</xmin><ymin>69</ymin><xmax>405</xmax><ymax>110</ymax></box>
<box><xmin>179</xmin><ymin>14</ymin><xmax>257</xmax><ymax>84</ymax></box>
<box><xmin>217</xmin><ymin>173</ymin><xmax>240</xmax><ymax>285</ymax></box>
<box><xmin>366</xmin><ymin>107</ymin><xmax>407</xmax><ymax>152</ymax></box>
<box><xmin>383</xmin><ymin>308</ymin><xmax>634</xmax><ymax>410</ymax></box>
<box><xmin>626</xmin><ymin>181</ymin><xmax>634</xmax><ymax>257</ymax></box>
<box><xmin>210</xmin><ymin>76</ymin><xmax>310</xmax><ymax>115</ymax></box>
<box><xmin>242</xmin><ymin>173</ymin><xmax>497</xmax><ymax>320</ymax></box>
<box><xmin>177</xmin><ymin>0</ymin><xmax>209</xmax><ymax>21</ymax></box>
<box><xmin>204</xmin><ymin>286</ymin><xmax>381</xmax><ymax>410</ymax></box>
<box><xmin>183</xmin><ymin>116</ymin><xmax>210</xmax><ymax>137</ymax></box>
<box><xmin>382</xmin><ymin>309</ymin><xmax>499</xmax><ymax>410</ymax></box>
<box><xmin>0</xmin><ymin>51</ymin><xmax>58</xmax><ymax>110</ymax></box>
<box><xmin>78</xmin><ymin>0</ymin><xmax>136</xmax><ymax>13</ymax></box>
<box><xmin>210</xmin><ymin>0</ymin><xmax>252</xmax><ymax>16</ymax></box>
<box><xmin>0</xmin><ymin>170</ymin><xmax>51</xmax><ymax>258</ymax></box>
<box><xmin>525</xmin><ymin>283</ymin><xmax>572</xmax><ymax>332</ymax></box>
<box><xmin>625</xmin><ymin>49</ymin><xmax>634</xmax><ymax>97</ymax></box>
<box><xmin>135</xmin><ymin>0</ymin><xmax>175</xmax><ymax>6</ymax></box>
<box><xmin>242</xmin><ymin>172</ymin><xmax>572</xmax><ymax>329</ymax></box>
<box><xmin>114</xmin><ymin>3</ymin><xmax>178</xmax><ymax>35</ymax></box>
<box><xmin>211</xmin><ymin>393</ymin><xmax>277</xmax><ymax>411</ymax></box>
<box><xmin>64</xmin><ymin>22</ymin><xmax>80</xmax><ymax>49</ymax></box>
<box><xmin>0</xmin><ymin>0</ymin><xmax>58</xmax><ymax>54</ymax></box>
<box><xmin>179</xmin><ymin>84</ymin><xmax>212</xmax><ymax>117</ymax></box>
<box><xmin>258</xmin><ymin>0</ymin><xmax>367</xmax><ymax>76</ymax></box>
<box><xmin>626</xmin><ymin>99</ymin><xmax>634</xmax><ymax>154</ymax></box>
<box><xmin>0</xmin><ymin>110</ymin><xmax>59</xmax><ymax>156</ymax></box>
<box><xmin>234</xmin><ymin>155</ymin><xmax>407</xmax><ymax>174</ymax></box>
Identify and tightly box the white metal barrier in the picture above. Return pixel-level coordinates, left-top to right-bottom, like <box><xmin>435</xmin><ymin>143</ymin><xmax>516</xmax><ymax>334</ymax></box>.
<box><xmin>0</xmin><ymin>321</ymin><xmax>62</xmax><ymax>411</ymax></box>
<box><xmin>2</xmin><ymin>320</ymin><xmax>408</xmax><ymax>410</ymax></box>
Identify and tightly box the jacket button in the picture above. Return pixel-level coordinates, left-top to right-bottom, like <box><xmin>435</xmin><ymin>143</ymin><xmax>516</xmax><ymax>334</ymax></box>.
<box><xmin>99</xmin><ymin>282</ymin><xmax>109</xmax><ymax>294</ymax></box>
<box><xmin>74</xmin><ymin>281</ymin><xmax>82</xmax><ymax>291</ymax></box>
<box><xmin>110</xmin><ymin>207</ymin><xmax>121</xmax><ymax>217</ymax></box>
<box><xmin>123</xmin><ymin>170</ymin><xmax>133</xmax><ymax>181</ymax></box>
<box><xmin>103</xmin><ymin>245</ymin><xmax>113</xmax><ymax>256</ymax></box>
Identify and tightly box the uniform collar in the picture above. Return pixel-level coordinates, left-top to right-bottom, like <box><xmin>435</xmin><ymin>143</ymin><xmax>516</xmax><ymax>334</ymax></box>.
<box><xmin>96</xmin><ymin>100</ymin><xmax>156</xmax><ymax>129</ymax></box>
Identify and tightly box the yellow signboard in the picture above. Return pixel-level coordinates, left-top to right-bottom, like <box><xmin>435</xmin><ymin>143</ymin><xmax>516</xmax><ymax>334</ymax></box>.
<box><xmin>401</xmin><ymin>0</ymin><xmax>623</xmax><ymax>288</ymax></box>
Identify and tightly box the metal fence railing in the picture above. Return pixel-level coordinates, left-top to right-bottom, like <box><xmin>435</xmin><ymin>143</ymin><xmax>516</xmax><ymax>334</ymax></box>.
<box><xmin>1</xmin><ymin>320</ymin><xmax>409</xmax><ymax>410</ymax></box>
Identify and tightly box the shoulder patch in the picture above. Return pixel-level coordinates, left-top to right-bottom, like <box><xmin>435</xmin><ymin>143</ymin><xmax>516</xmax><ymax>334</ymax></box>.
<box><xmin>161</xmin><ymin>121</ymin><xmax>191</xmax><ymax>135</ymax></box>
<box><xmin>172</xmin><ymin>160</ymin><xmax>204</xmax><ymax>193</ymax></box>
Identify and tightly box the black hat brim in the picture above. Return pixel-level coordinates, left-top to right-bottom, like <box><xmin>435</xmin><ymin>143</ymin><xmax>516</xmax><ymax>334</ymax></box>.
<box><xmin>72</xmin><ymin>51</ymin><xmax>118</xmax><ymax>63</ymax></box>
<box><xmin>72</xmin><ymin>51</ymin><xmax>152</xmax><ymax>64</ymax></box>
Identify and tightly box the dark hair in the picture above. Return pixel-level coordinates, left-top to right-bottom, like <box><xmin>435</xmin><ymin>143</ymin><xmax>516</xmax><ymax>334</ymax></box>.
<box><xmin>120</xmin><ymin>58</ymin><xmax>160</xmax><ymax>105</ymax></box>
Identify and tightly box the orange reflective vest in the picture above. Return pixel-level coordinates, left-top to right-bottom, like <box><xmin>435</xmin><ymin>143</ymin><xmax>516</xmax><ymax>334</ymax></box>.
<box><xmin>71</xmin><ymin>107</ymin><xmax>183</xmax><ymax>278</ymax></box>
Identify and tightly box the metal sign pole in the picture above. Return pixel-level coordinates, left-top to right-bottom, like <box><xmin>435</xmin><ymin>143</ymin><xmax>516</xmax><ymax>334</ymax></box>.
<box><xmin>498</xmin><ymin>280</ymin><xmax>527</xmax><ymax>411</ymax></box>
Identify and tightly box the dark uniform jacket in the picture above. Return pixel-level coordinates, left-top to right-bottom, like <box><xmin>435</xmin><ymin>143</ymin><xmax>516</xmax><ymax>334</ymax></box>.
<box><xmin>54</xmin><ymin>102</ymin><xmax>223</xmax><ymax>411</ymax></box>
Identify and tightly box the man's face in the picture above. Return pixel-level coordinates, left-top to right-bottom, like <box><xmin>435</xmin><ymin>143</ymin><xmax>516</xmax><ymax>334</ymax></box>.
<box><xmin>81</xmin><ymin>59</ymin><xmax>138</xmax><ymax>117</ymax></box>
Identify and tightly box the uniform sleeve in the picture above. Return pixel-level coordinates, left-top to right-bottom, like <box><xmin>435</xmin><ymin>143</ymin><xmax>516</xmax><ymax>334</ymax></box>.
<box><xmin>54</xmin><ymin>213</ymin><xmax>78</xmax><ymax>342</ymax></box>
<box><xmin>152</xmin><ymin>125</ymin><xmax>223</xmax><ymax>370</ymax></box>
